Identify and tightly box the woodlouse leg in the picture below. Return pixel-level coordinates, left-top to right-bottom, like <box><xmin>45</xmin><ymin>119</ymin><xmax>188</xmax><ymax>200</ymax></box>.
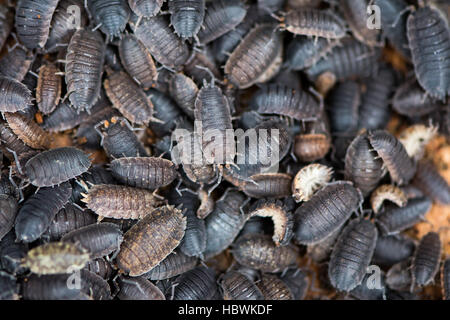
<box><xmin>94</xmin><ymin>122</ymin><xmax>106</xmax><ymax>146</ymax></box>
<box><xmin>170</xmin><ymin>283</ymin><xmax>179</xmax><ymax>300</ymax></box>
<box><xmin>6</xmin><ymin>148</ymin><xmax>23</xmax><ymax>175</ymax></box>
<box><xmin>8</xmin><ymin>166</ymin><xmax>23</xmax><ymax>203</ymax></box>
<box><xmin>239</xmin><ymin>197</ymin><xmax>251</xmax><ymax>217</ymax></box>
<box><xmin>207</xmin><ymin>170</ymin><xmax>222</xmax><ymax>196</ymax></box>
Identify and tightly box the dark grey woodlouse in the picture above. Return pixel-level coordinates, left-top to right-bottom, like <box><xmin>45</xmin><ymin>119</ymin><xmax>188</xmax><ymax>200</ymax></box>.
<box><xmin>232</xmin><ymin>233</ymin><xmax>298</xmax><ymax>273</ymax></box>
<box><xmin>376</xmin><ymin>197</ymin><xmax>432</xmax><ymax>235</ymax></box>
<box><xmin>15</xmin><ymin>0</ymin><xmax>60</xmax><ymax>49</ymax></box>
<box><xmin>0</xmin><ymin>5</ymin><xmax>13</xmax><ymax>51</ymax></box>
<box><xmin>0</xmin><ymin>76</ymin><xmax>33</xmax><ymax>113</ymax></box>
<box><xmin>385</xmin><ymin>260</ymin><xmax>413</xmax><ymax>292</ymax></box>
<box><xmin>117</xmin><ymin>275</ymin><xmax>165</xmax><ymax>300</ymax></box>
<box><xmin>328</xmin><ymin>219</ymin><xmax>378</xmax><ymax>292</ymax></box>
<box><xmin>250</xmin><ymin>83</ymin><xmax>321</xmax><ymax>121</ymax></box>
<box><xmin>128</xmin><ymin>0</ymin><xmax>163</xmax><ymax>17</ymax></box>
<box><xmin>89</xmin><ymin>0</ymin><xmax>131</xmax><ymax>39</ymax></box>
<box><xmin>36</xmin><ymin>63</ymin><xmax>62</xmax><ymax>115</ymax></box>
<box><xmin>279</xmin><ymin>8</ymin><xmax>347</xmax><ymax>39</ymax></box>
<box><xmin>22</xmin><ymin>274</ymin><xmax>91</xmax><ymax>300</ymax></box>
<box><xmin>42</xmin><ymin>101</ymin><xmax>89</xmax><ymax>132</ymax></box>
<box><xmin>294</xmin><ymin>181</ymin><xmax>362</xmax><ymax>245</ymax></box>
<box><xmin>368</xmin><ymin>130</ymin><xmax>416</xmax><ymax>185</ymax></box>
<box><xmin>197</xmin><ymin>0</ymin><xmax>247</xmax><ymax>45</ymax></box>
<box><xmin>84</xmin><ymin>258</ymin><xmax>114</xmax><ymax>279</ymax></box>
<box><xmin>110</xmin><ymin>157</ymin><xmax>178</xmax><ymax>190</ymax></box>
<box><xmin>372</xmin><ymin>235</ymin><xmax>415</xmax><ymax>268</ymax></box>
<box><xmin>65</xmin><ymin>29</ymin><xmax>106</xmax><ymax>112</ymax></box>
<box><xmin>345</xmin><ymin>132</ymin><xmax>384</xmax><ymax>196</ymax></box>
<box><xmin>146</xmin><ymin>88</ymin><xmax>183</xmax><ymax>137</ymax></box>
<box><xmin>44</xmin><ymin>204</ymin><xmax>97</xmax><ymax>241</ymax></box>
<box><xmin>412</xmin><ymin>232</ymin><xmax>442</xmax><ymax>287</ymax></box>
<box><xmin>0</xmin><ymin>231</ymin><xmax>28</xmax><ymax>275</ymax></box>
<box><xmin>45</xmin><ymin>0</ymin><xmax>88</xmax><ymax>53</ymax></box>
<box><xmin>172</xmin><ymin>266</ymin><xmax>218</xmax><ymax>300</ymax></box>
<box><xmin>143</xmin><ymin>250</ymin><xmax>198</xmax><ymax>280</ymax></box>
<box><xmin>0</xmin><ymin>194</ymin><xmax>18</xmax><ymax>241</ymax></box>
<box><xmin>225</xmin><ymin>24</ymin><xmax>283</xmax><ymax>89</ymax></box>
<box><xmin>407</xmin><ymin>5</ymin><xmax>450</xmax><ymax>101</ymax></box>
<box><xmin>118</xmin><ymin>34</ymin><xmax>158</xmax><ymax>90</ymax></box>
<box><xmin>280</xmin><ymin>268</ymin><xmax>309</xmax><ymax>300</ymax></box>
<box><xmin>220</xmin><ymin>270</ymin><xmax>264</xmax><ymax>300</ymax></box>
<box><xmin>350</xmin><ymin>271</ymin><xmax>387</xmax><ymax>300</ymax></box>
<box><xmin>0</xmin><ymin>45</ymin><xmax>34</xmax><ymax>82</ymax></box>
<box><xmin>24</xmin><ymin>147</ymin><xmax>92</xmax><ymax>187</ymax></box>
<box><xmin>61</xmin><ymin>223</ymin><xmax>123</xmax><ymax>259</ymax></box>
<box><xmin>179</xmin><ymin>209</ymin><xmax>206</xmax><ymax>258</ymax></box>
<box><xmin>169</xmin><ymin>73</ymin><xmax>198</xmax><ymax>119</ymax></box>
<box><xmin>326</xmin><ymin>81</ymin><xmax>360</xmax><ymax>133</ymax></box>
<box><xmin>15</xmin><ymin>182</ymin><xmax>72</xmax><ymax>243</ymax></box>
<box><xmin>442</xmin><ymin>258</ymin><xmax>450</xmax><ymax>300</ymax></box>
<box><xmin>412</xmin><ymin>160</ymin><xmax>450</xmax><ymax>205</ymax></box>
<box><xmin>168</xmin><ymin>0</ymin><xmax>205</xmax><ymax>38</ymax></box>
<box><xmin>133</xmin><ymin>15</ymin><xmax>190</xmax><ymax>69</ymax></box>
<box><xmin>341</xmin><ymin>0</ymin><xmax>381</xmax><ymax>46</ymax></box>
<box><xmin>241</xmin><ymin>173</ymin><xmax>292</xmax><ymax>199</ymax></box>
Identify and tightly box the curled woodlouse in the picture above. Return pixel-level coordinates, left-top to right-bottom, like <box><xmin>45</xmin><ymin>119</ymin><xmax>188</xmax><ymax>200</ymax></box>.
<box><xmin>372</xmin><ymin>235</ymin><xmax>415</xmax><ymax>268</ymax></box>
<box><xmin>4</xmin><ymin>112</ymin><xmax>53</xmax><ymax>150</ymax></box>
<box><xmin>294</xmin><ymin>181</ymin><xmax>362</xmax><ymax>245</ymax></box>
<box><xmin>89</xmin><ymin>0</ymin><xmax>130</xmax><ymax>39</ymax></box>
<box><xmin>172</xmin><ymin>266</ymin><xmax>218</xmax><ymax>300</ymax></box>
<box><xmin>45</xmin><ymin>0</ymin><xmax>88</xmax><ymax>53</ymax></box>
<box><xmin>128</xmin><ymin>0</ymin><xmax>163</xmax><ymax>17</ymax></box>
<box><xmin>257</xmin><ymin>273</ymin><xmax>294</xmax><ymax>300</ymax></box>
<box><xmin>0</xmin><ymin>45</ymin><xmax>34</xmax><ymax>82</ymax></box>
<box><xmin>24</xmin><ymin>147</ymin><xmax>91</xmax><ymax>187</ymax></box>
<box><xmin>370</xmin><ymin>184</ymin><xmax>407</xmax><ymax>214</ymax></box>
<box><xmin>249</xmin><ymin>199</ymin><xmax>294</xmax><ymax>246</ymax></box>
<box><xmin>442</xmin><ymin>258</ymin><xmax>450</xmax><ymax>300</ymax></box>
<box><xmin>250</xmin><ymin>84</ymin><xmax>321</xmax><ymax>121</ymax></box>
<box><xmin>117</xmin><ymin>275</ymin><xmax>165</xmax><ymax>300</ymax></box>
<box><xmin>412</xmin><ymin>232</ymin><xmax>442</xmax><ymax>287</ymax></box>
<box><xmin>376</xmin><ymin>197</ymin><xmax>432</xmax><ymax>235</ymax></box>
<box><xmin>143</xmin><ymin>250</ymin><xmax>198</xmax><ymax>280</ymax></box>
<box><xmin>104</xmin><ymin>70</ymin><xmax>156</xmax><ymax>125</ymax></box>
<box><xmin>22</xmin><ymin>242</ymin><xmax>90</xmax><ymax>275</ymax></box>
<box><xmin>0</xmin><ymin>76</ymin><xmax>33</xmax><ymax>113</ymax></box>
<box><xmin>65</xmin><ymin>29</ymin><xmax>106</xmax><ymax>112</ymax></box>
<box><xmin>407</xmin><ymin>5</ymin><xmax>450</xmax><ymax>101</ymax></box>
<box><xmin>412</xmin><ymin>160</ymin><xmax>450</xmax><ymax>205</ymax></box>
<box><xmin>36</xmin><ymin>63</ymin><xmax>62</xmax><ymax>115</ymax></box>
<box><xmin>110</xmin><ymin>157</ymin><xmax>178</xmax><ymax>190</ymax></box>
<box><xmin>328</xmin><ymin>219</ymin><xmax>378</xmax><ymax>292</ymax></box>
<box><xmin>118</xmin><ymin>34</ymin><xmax>158</xmax><ymax>90</ymax></box>
<box><xmin>133</xmin><ymin>15</ymin><xmax>190</xmax><ymax>69</ymax></box>
<box><xmin>219</xmin><ymin>270</ymin><xmax>264</xmax><ymax>300</ymax></box>
<box><xmin>197</xmin><ymin>0</ymin><xmax>247</xmax><ymax>44</ymax></box>
<box><xmin>116</xmin><ymin>205</ymin><xmax>186</xmax><ymax>276</ymax></box>
<box><xmin>15</xmin><ymin>182</ymin><xmax>72</xmax><ymax>243</ymax></box>
<box><xmin>168</xmin><ymin>0</ymin><xmax>205</xmax><ymax>38</ymax></box>
<box><xmin>15</xmin><ymin>0</ymin><xmax>60</xmax><ymax>49</ymax></box>
<box><xmin>81</xmin><ymin>184</ymin><xmax>165</xmax><ymax>220</ymax></box>
<box><xmin>279</xmin><ymin>8</ymin><xmax>347</xmax><ymax>39</ymax></box>
<box><xmin>225</xmin><ymin>24</ymin><xmax>283</xmax><ymax>89</ymax></box>
<box><xmin>61</xmin><ymin>223</ymin><xmax>123</xmax><ymax>259</ymax></box>
<box><xmin>232</xmin><ymin>233</ymin><xmax>298</xmax><ymax>273</ymax></box>
<box><xmin>398</xmin><ymin>124</ymin><xmax>438</xmax><ymax>161</ymax></box>
<box><xmin>368</xmin><ymin>130</ymin><xmax>416</xmax><ymax>186</ymax></box>
<box><xmin>292</xmin><ymin>163</ymin><xmax>333</xmax><ymax>202</ymax></box>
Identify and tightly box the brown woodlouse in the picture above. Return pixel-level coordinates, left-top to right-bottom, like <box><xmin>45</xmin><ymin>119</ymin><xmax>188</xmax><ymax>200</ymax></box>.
<box><xmin>81</xmin><ymin>184</ymin><xmax>165</xmax><ymax>220</ymax></box>
<box><xmin>292</xmin><ymin>163</ymin><xmax>333</xmax><ymax>202</ymax></box>
<box><xmin>220</xmin><ymin>270</ymin><xmax>264</xmax><ymax>300</ymax></box>
<box><xmin>116</xmin><ymin>205</ymin><xmax>186</xmax><ymax>276</ymax></box>
<box><xmin>370</xmin><ymin>184</ymin><xmax>408</xmax><ymax>214</ymax></box>
<box><xmin>36</xmin><ymin>63</ymin><xmax>62</xmax><ymax>115</ymax></box>
<box><xmin>257</xmin><ymin>273</ymin><xmax>294</xmax><ymax>300</ymax></box>
<box><xmin>412</xmin><ymin>232</ymin><xmax>442</xmax><ymax>287</ymax></box>
<box><xmin>4</xmin><ymin>112</ymin><xmax>53</xmax><ymax>149</ymax></box>
<box><xmin>232</xmin><ymin>233</ymin><xmax>298</xmax><ymax>273</ymax></box>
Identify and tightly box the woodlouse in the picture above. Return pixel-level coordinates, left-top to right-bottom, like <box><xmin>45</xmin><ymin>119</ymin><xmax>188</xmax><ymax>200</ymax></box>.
<box><xmin>372</xmin><ymin>235</ymin><xmax>415</xmax><ymax>268</ymax></box>
<box><xmin>225</xmin><ymin>24</ymin><xmax>283</xmax><ymax>89</ymax></box>
<box><xmin>172</xmin><ymin>266</ymin><xmax>218</xmax><ymax>300</ymax></box>
<box><xmin>84</xmin><ymin>258</ymin><xmax>114</xmax><ymax>279</ymax></box>
<box><xmin>370</xmin><ymin>184</ymin><xmax>407</xmax><ymax>214</ymax></box>
<box><xmin>0</xmin><ymin>76</ymin><xmax>33</xmax><ymax>113</ymax></box>
<box><xmin>22</xmin><ymin>274</ymin><xmax>91</xmax><ymax>300</ymax></box>
<box><xmin>15</xmin><ymin>0</ymin><xmax>60</xmax><ymax>49</ymax></box>
<box><xmin>24</xmin><ymin>147</ymin><xmax>91</xmax><ymax>187</ymax></box>
<box><xmin>0</xmin><ymin>194</ymin><xmax>18</xmax><ymax>241</ymax></box>
<box><xmin>146</xmin><ymin>88</ymin><xmax>183</xmax><ymax>137</ymax></box>
<box><xmin>15</xmin><ymin>182</ymin><xmax>72</xmax><ymax>243</ymax></box>
<box><xmin>328</xmin><ymin>219</ymin><xmax>378</xmax><ymax>292</ymax></box>
<box><xmin>81</xmin><ymin>184</ymin><xmax>165</xmax><ymax>219</ymax></box>
<box><xmin>143</xmin><ymin>250</ymin><xmax>198</xmax><ymax>280</ymax></box>
<box><xmin>61</xmin><ymin>223</ymin><xmax>123</xmax><ymax>259</ymax></box>
<box><xmin>412</xmin><ymin>160</ymin><xmax>450</xmax><ymax>205</ymax></box>
<box><xmin>294</xmin><ymin>181</ymin><xmax>362</xmax><ymax>245</ymax></box>
<box><xmin>118</xmin><ymin>34</ymin><xmax>158</xmax><ymax>90</ymax></box>
<box><xmin>116</xmin><ymin>205</ymin><xmax>186</xmax><ymax>276</ymax></box>
<box><xmin>117</xmin><ymin>275</ymin><xmax>165</xmax><ymax>300</ymax></box>
<box><xmin>220</xmin><ymin>270</ymin><xmax>264</xmax><ymax>300</ymax></box>
<box><xmin>442</xmin><ymin>258</ymin><xmax>450</xmax><ymax>300</ymax></box>
<box><xmin>241</xmin><ymin>173</ymin><xmax>292</xmax><ymax>199</ymax></box>
<box><xmin>0</xmin><ymin>45</ymin><xmax>34</xmax><ymax>82</ymax></box>
<box><xmin>292</xmin><ymin>163</ymin><xmax>333</xmax><ymax>202</ymax></box>
<box><xmin>36</xmin><ymin>63</ymin><xmax>62</xmax><ymax>115</ymax></box>
<box><xmin>0</xmin><ymin>231</ymin><xmax>28</xmax><ymax>275</ymax></box>
<box><xmin>341</xmin><ymin>0</ymin><xmax>381</xmax><ymax>46</ymax></box>
<box><xmin>257</xmin><ymin>273</ymin><xmax>294</xmax><ymax>300</ymax></box>
<box><xmin>412</xmin><ymin>232</ymin><xmax>442</xmax><ymax>287</ymax></box>
<box><xmin>110</xmin><ymin>157</ymin><xmax>178</xmax><ymax>190</ymax></box>
<box><xmin>65</xmin><ymin>29</ymin><xmax>106</xmax><ymax>112</ymax></box>
<box><xmin>232</xmin><ymin>234</ymin><xmax>298</xmax><ymax>273</ymax></box>
<box><xmin>0</xmin><ymin>5</ymin><xmax>13</xmax><ymax>50</ymax></box>
<box><xmin>398</xmin><ymin>124</ymin><xmax>438</xmax><ymax>161</ymax></box>
<box><xmin>168</xmin><ymin>0</ymin><xmax>205</xmax><ymax>38</ymax></box>
<box><xmin>4</xmin><ymin>112</ymin><xmax>53</xmax><ymax>150</ymax></box>
<box><xmin>128</xmin><ymin>0</ymin><xmax>163</xmax><ymax>17</ymax></box>
<box><xmin>89</xmin><ymin>0</ymin><xmax>131</xmax><ymax>39</ymax></box>
<box><xmin>368</xmin><ymin>130</ymin><xmax>416</xmax><ymax>185</ymax></box>
<box><xmin>169</xmin><ymin>73</ymin><xmax>198</xmax><ymax>119</ymax></box>
<box><xmin>407</xmin><ymin>5</ymin><xmax>450</xmax><ymax>101</ymax></box>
